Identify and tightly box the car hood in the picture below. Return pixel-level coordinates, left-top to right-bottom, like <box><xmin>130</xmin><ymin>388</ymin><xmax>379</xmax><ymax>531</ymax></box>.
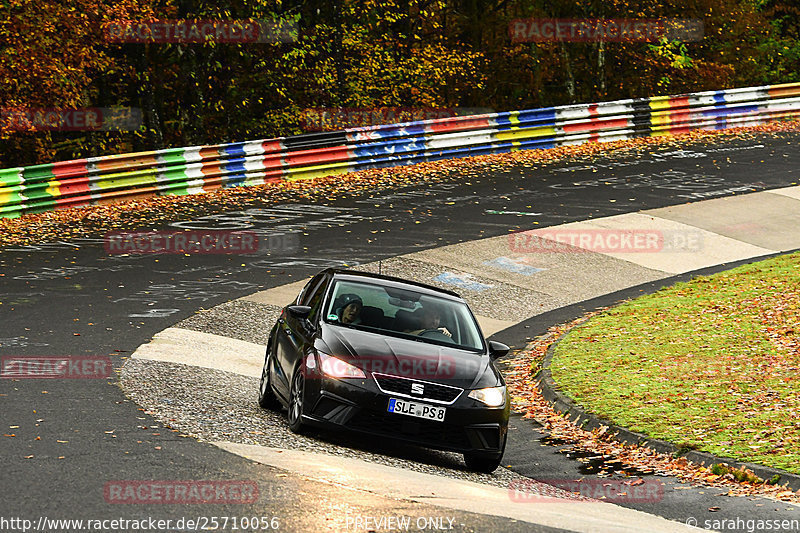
<box><xmin>317</xmin><ymin>324</ymin><xmax>500</xmax><ymax>389</ymax></box>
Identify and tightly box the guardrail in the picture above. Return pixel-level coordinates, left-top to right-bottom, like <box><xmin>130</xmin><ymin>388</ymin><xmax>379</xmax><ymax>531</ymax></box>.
<box><xmin>2</xmin><ymin>82</ymin><xmax>799</xmax><ymax>218</ymax></box>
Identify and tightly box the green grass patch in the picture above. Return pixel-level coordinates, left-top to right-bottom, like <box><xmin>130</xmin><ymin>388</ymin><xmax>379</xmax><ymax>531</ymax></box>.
<box><xmin>551</xmin><ymin>251</ymin><xmax>800</xmax><ymax>473</ymax></box>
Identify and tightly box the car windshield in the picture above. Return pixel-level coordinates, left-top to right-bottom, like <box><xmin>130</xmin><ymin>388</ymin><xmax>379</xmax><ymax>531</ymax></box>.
<box><xmin>324</xmin><ymin>279</ymin><xmax>485</xmax><ymax>352</ymax></box>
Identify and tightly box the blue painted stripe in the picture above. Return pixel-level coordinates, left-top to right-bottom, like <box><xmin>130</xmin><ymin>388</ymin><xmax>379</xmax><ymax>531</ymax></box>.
<box><xmin>352</xmin><ymin>139</ymin><xmax>428</xmax><ymax>158</ymax></box>
<box><xmin>223</xmin><ymin>173</ymin><xmax>247</xmax><ymax>187</ymax></box>
<box><xmin>425</xmin><ymin>148</ymin><xmax>486</xmax><ymax>161</ymax></box>
<box><xmin>355</xmin><ymin>154</ymin><xmax>425</xmax><ymax>170</ymax></box>
<box><xmin>702</xmin><ymin>104</ymin><xmax>760</xmax><ymax>117</ymax></box>
<box><xmin>346</xmin><ymin>124</ymin><xmax>428</xmax><ymax>139</ymax></box>
<box><xmin>222</xmin><ymin>143</ymin><xmax>247</xmax><ymax>158</ymax></box>
<box><xmin>516</xmin><ymin>109</ymin><xmax>557</xmax><ymax>123</ymax></box>
<box><xmin>494</xmin><ymin>109</ymin><xmax>557</xmax><ymax>128</ymax></box>
<box><xmin>222</xmin><ymin>158</ymin><xmax>247</xmax><ymax>187</ymax></box>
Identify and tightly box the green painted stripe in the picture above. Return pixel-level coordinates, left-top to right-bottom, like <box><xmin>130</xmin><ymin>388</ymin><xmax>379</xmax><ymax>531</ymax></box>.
<box><xmin>0</xmin><ymin>203</ymin><xmax>23</xmax><ymax>218</ymax></box>
<box><xmin>0</xmin><ymin>168</ymin><xmax>25</xmax><ymax>215</ymax></box>
<box><xmin>0</xmin><ymin>167</ymin><xmax>24</xmax><ymax>187</ymax></box>
<box><xmin>157</xmin><ymin>147</ymin><xmax>188</xmax><ymax>165</ymax></box>
<box><xmin>157</xmin><ymin>167</ymin><xmax>190</xmax><ymax>195</ymax></box>
<box><xmin>90</xmin><ymin>168</ymin><xmax>159</xmax><ymax>191</ymax></box>
<box><xmin>22</xmin><ymin>163</ymin><xmax>55</xmax><ymax>183</ymax></box>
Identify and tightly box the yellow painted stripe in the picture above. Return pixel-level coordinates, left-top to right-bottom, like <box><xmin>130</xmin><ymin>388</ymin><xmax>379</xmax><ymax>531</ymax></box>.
<box><xmin>91</xmin><ymin>169</ymin><xmax>158</xmax><ymax>190</ymax></box>
<box><xmin>495</xmin><ymin>126</ymin><xmax>556</xmax><ymax>141</ymax></box>
<box><xmin>650</xmin><ymin>113</ymin><xmax>672</xmax><ymax>126</ymax></box>
<box><xmin>286</xmin><ymin>162</ymin><xmax>353</xmax><ymax>181</ymax></box>
<box><xmin>46</xmin><ymin>179</ymin><xmax>61</xmax><ymax>198</ymax></box>
<box><xmin>649</xmin><ymin>97</ymin><xmax>671</xmax><ymax>111</ymax></box>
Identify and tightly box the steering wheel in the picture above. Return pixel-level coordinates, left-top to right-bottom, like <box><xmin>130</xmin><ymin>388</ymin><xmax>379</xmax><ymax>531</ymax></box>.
<box><xmin>418</xmin><ymin>328</ymin><xmax>453</xmax><ymax>342</ymax></box>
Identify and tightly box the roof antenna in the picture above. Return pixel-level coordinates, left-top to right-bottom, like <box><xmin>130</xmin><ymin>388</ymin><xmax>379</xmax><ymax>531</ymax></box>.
<box><xmin>379</xmin><ymin>260</ymin><xmax>382</xmax><ymax>275</ymax></box>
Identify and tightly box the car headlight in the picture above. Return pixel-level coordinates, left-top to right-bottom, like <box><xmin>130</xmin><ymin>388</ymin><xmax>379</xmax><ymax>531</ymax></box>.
<box><xmin>318</xmin><ymin>352</ymin><xmax>366</xmax><ymax>379</ymax></box>
<box><xmin>468</xmin><ymin>386</ymin><xmax>506</xmax><ymax>407</ymax></box>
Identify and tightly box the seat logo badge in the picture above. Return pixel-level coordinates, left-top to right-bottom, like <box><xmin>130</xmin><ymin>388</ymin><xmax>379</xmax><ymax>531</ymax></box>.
<box><xmin>411</xmin><ymin>383</ymin><xmax>424</xmax><ymax>395</ymax></box>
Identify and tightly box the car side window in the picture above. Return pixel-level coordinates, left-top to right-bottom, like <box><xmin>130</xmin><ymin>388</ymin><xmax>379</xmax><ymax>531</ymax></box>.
<box><xmin>297</xmin><ymin>274</ymin><xmax>325</xmax><ymax>306</ymax></box>
<box><xmin>304</xmin><ymin>276</ymin><xmax>328</xmax><ymax>320</ymax></box>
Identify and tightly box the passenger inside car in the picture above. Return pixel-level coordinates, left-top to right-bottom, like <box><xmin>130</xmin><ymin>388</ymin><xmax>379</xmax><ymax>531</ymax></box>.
<box><xmin>335</xmin><ymin>294</ymin><xmax>363</xmax><ymax>325</ymax></box>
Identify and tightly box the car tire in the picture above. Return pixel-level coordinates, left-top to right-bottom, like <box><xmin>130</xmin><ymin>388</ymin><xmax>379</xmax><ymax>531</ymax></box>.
<box><xmin>463</xmin><ymin>434</ymin><xmax>507</xmax><ymax>473</ymax></box>
<box><xmin>287</xmin><ymin>366</ymin><xmax>306</xmax><ymax>434</ymax></box>
<box><xmin>257</xmin><ymin>344</ymin><xmax>281</xmax><ymax>410</ymax></box>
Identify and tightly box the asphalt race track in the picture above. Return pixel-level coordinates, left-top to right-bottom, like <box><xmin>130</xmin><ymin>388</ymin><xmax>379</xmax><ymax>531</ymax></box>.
<box><xmin>1</xmin><ymin>133</ymin><xmax>799</xmax><ymax>532</ymax></box>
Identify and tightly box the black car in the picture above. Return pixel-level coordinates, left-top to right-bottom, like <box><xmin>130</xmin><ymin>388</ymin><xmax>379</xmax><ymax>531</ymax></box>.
<box><xmin>258</xmin><ymin>268</ymin><xmax>510</xmax><ymax>473</ymax></box>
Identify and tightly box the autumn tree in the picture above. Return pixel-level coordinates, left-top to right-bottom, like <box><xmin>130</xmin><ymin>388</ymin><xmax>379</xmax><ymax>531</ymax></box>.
<box><xmin>0</xmin><ymin>0</ymin><xmax>153</xmax><ymax>166</ymax></box>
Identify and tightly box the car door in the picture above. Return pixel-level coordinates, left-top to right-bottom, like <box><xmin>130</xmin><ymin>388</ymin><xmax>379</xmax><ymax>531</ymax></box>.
<box><xmin>274</xmin><ymin>273</ymin><xmax>327</xmax><ymax>399</ymax></box>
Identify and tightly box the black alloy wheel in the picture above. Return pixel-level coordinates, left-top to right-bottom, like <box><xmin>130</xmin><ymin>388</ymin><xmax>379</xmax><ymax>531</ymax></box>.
<box><xmin>287</xmin><ymin>366</ymin><xmax>306</xmax><ymax>433</ymax></box>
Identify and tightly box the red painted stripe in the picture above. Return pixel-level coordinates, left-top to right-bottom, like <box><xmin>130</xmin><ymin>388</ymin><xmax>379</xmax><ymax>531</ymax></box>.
<box><xmin>51</xmin><ymin>161</ymin><xmax>92</xmax><ymax>206</ymax></box>
<box><xmin>261</xmin><ymin>154</ymin><xmax>284</xmax><ymax>171</ymax></box>
<box><xmin>94</xmin><ymin>187</ymin><xmax>160</xmax><ymax>204</ymax></box>
<box><xmin>563</xmin><ymin>117</ymin><xmax>629</xmax><ymax>133</ymax></box>
<box><xmin>667</xmin><ymin>125</ymin><xmax>694</xmax><ymax>134</ymax></box>
<box><xmin>55</xmin><ymin>179</ymin><xmax>92</xmax><ymax>203</ymax></box>
<box><xmin>768</xmin><ymin>85</ymin><xmax>800</xmax><ymax>98</ymax></box>
<box><xmin>664</xmin><ymin>111</ymin><xmax>693</xmax><ymax>124</ymax></box>
<box><xmin>263</xmin><ymin>169</ymin><xmax>285</xmax><ymax>183</ymax></box>
<box><xmin>94</xmin><ymin>154</ymin><xmax>158</xmax><ymax>171</ymax></box>
<box><xmin>668</xmin><ymin>97</ymin><xmax>690</xmax><ymax>108</ymax></box>
<box><xmin>54</xmin><ymin>194</ymin><xmax>93</xmax><ymax>209</ymax></box>
<box><xmin>199</xmin><ymin>147</ymin><xmax>220</xmax><ymax>160</ymax></box>
<box><xmin>51</xmin><ymin>159</ymin><xmax>88</xmax><ymax>179</ymax></box>
<box><xmin>285</xmin><ymin>147</ymin><xmax>351</xmax><ymax>167</ymax></box>
<box><xmin>428</xmin><ymin>117</ymin><xmax>491</xmax><ymax>133</ymax></box>
<box><xmin>262</xmin><ymin>140</ymin><xmax>283</xmax><ymax>153</ymax></box>
<box><xmin>200</xmin><ymin>163</ymin><xmax>222</xmax><ymax>177</ymax></box>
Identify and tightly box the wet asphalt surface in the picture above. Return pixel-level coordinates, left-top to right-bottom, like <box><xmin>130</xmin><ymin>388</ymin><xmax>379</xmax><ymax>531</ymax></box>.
<box><xmin>1</xmin><ymin>133</ymin><xmax>799</xmax><ymax>532</ymax></box>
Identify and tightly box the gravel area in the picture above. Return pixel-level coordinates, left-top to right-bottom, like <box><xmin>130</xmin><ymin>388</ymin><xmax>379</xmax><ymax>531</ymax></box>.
<box><xmin>120</xmin><ymin>357</ymin><xmax>538</xmax><ymax>490</ymax></box>
<box><xmin>353</xmin><ymin>257</ymin><xmax>571</xmax><ymax>318</ymax></box>
<box><xmin>176</xmin><ymin>299</ymin><xmax>282</xmax><ymax>345</ymax></box>
<box><xmin>126</xmin><ymin>260</ymin><xmax>577</xmax><ymax>494</ymax></box>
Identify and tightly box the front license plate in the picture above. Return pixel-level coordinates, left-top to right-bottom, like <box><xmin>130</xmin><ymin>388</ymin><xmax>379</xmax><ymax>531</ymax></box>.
<box><xmin>387</xmin><ymin>398</ymin><xmax>445</xmax><ymax>422</ymax></box>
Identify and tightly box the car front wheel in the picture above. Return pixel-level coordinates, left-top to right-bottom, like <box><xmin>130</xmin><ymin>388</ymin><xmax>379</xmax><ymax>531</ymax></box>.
<box><xmin>463</xmin><ymin>434</ymin><xmax>506</xmax><ymax>473</ymax></box>
<box><xmin>287</xmin><ymin>366</ymin><xmax>306</xmax><ymax>434</ymax></box>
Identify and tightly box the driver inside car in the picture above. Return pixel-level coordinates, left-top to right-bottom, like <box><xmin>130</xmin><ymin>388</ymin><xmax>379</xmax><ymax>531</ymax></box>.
<box><xmin>406</xmin><ymin>305</ymin><xmax>452</xmax><ymax>338</ymax></box>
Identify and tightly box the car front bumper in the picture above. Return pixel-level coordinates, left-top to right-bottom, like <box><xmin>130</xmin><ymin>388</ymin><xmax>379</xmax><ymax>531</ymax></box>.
<box><xmin>301</xmin><ymin>371</ymin><xmax>509</xmax><ymax>455</ymax></box>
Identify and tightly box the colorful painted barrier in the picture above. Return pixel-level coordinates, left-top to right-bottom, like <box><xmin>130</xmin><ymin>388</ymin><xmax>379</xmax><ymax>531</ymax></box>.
<box><xmin>1</xmin><ymin>82</ymin><xmax>799</xmax><ymax>218</ymax></box>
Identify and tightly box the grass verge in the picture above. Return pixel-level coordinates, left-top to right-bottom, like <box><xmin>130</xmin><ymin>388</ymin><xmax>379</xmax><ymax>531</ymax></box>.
<box><xmin>551</xmin><ymin>251</ymin><xmax>800</xmax><ymax>474</ymax></box>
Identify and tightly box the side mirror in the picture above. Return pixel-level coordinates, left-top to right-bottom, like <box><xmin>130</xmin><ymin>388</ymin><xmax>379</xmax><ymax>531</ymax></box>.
<box><xmin>287</xmin><ymin>305</ymin><xmax>312</xmax><ymax>319</ymax></box>
<box><xmin>488</xmin><ymin>340</ymin><xmax>509</xmax><ymax>360</ymax></box>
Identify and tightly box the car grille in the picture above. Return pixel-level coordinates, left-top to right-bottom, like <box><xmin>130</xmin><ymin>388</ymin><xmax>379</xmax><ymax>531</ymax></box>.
<box><xmin>373</xmin><ymin>373</ymin><xmax>463</xmax><ymax>405</ymax></box>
